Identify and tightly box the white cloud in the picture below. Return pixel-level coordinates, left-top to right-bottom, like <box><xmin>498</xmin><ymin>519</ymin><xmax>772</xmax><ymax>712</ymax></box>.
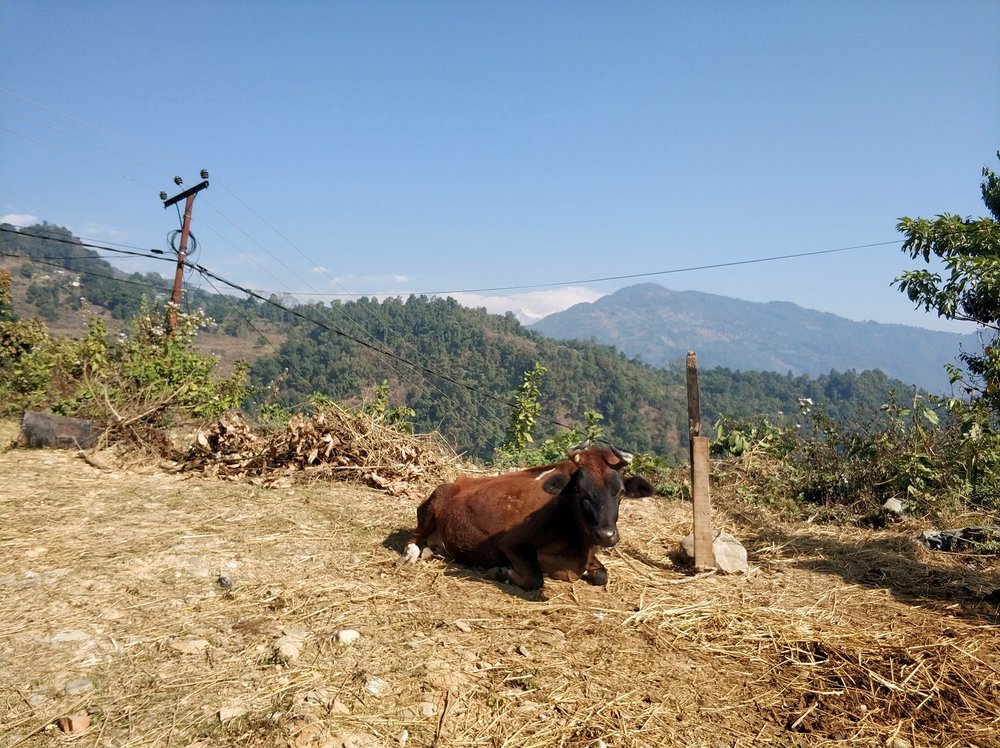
<box><xmin>330</xmin><ymin>273</ymin><xmax>412</xmax><ymax>288</ymax></box>
<box><xmin>447</xmin><ymin>286</ymin><xmax>605</xmax><ymax>324</ymax></box>
<box><xmin>309</xmin><ymin>265</ymin><xmax>328</xmax><ymax>274</ymax></box>
<box><xmin>80</xmin><ymin>223</ymin><xmax>127</xmax><ymax>242</ymax></box>
<box><xmin>1</xmin><ymin>213</ymin><xmax>39</xmax><ymax>226</ymax></box>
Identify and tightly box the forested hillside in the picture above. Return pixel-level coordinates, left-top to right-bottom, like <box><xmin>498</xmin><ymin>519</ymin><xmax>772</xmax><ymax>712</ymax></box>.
<box><xmin>249</xmin><ymin>295</ymin><xmax>915</xmax><ymax>460</ymax></box>
<box><xmin>2</xmin><ymin>223</ymin><xmax>921</xmax><ymax>461</ymax></box>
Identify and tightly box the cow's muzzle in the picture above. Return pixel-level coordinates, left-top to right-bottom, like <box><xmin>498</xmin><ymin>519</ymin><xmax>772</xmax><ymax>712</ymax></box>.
<box><xmin>593</xmin><ymin>527</ymin><xmax>619</xmax><ymax>547</ymax></box>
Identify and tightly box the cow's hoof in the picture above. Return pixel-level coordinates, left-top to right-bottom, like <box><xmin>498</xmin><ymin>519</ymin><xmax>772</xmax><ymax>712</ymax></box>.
<box><xmin>402</xmin><ymin>543</ymin><xmax>420</xmax><ymax>564</ymax></box>
<box><xmin>484</xmin><ymin>566</ymin><xmax>506</xmax><ymax>581</ymax></box>
<box><xmin>585</xmin><ymin>569</ymin><xmax>609</xmax><ymax>586</ymax></box>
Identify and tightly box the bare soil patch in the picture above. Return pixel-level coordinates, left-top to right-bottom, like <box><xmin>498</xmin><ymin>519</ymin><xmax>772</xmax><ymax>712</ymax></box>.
<box><xmin>2</xmin><ymin>426</ymin><xmax>999</xmax><ymax>748</ymax></box>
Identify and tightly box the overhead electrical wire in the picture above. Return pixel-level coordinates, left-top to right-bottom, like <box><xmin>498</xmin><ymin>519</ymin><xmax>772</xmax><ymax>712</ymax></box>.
<box><xmin>263</xmin><ymin>240</ymin><xmax>904</xmax><ymax>298</ymax></box>
<box><xmin>0</xmin><ymin>250</ymin><xmax>169</xmax><ymax>291</ymax></box>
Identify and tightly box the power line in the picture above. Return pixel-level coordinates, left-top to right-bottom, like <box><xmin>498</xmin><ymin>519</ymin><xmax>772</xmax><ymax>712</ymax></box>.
<box><xmin>0</xmin><ymin>250</ymin><xmax>169</xmax><ymax>291</ymax></box>
<box><xmin>1</xmin><ymin>224</ymin><xmax>168</xmax><ymax>261</ymax></box>
<box><xmin>194</xmin><ymin>240</ymin><xmax>903</xmax><ymax>298</ymax></box>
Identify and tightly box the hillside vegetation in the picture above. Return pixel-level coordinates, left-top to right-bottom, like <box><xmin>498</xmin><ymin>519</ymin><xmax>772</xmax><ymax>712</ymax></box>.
<box><xmin>1</xmin><ymin>222</ymin><xmax>918</xmax><ymax>462</ymax></box>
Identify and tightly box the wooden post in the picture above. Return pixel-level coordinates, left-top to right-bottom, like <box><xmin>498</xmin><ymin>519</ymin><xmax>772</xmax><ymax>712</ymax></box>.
<box><xmin>686</xmin><ymin>352</ymin><xmax>715</xmax><ymax>570</ymax></box>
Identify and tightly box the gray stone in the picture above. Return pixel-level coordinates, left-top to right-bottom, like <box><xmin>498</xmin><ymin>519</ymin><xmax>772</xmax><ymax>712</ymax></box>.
<box><xmin>882</xmin><ymin>497</ymin><xmax>904</xmax><ymax>514</ymax></box>
<box><xmin>272</xmin><ymin>636</ymin><xmax>301</xmax><ymax>663</ymax></box>
<box><xmin>364</xmin><ymin>676</ymin><xmax>388</xmax><ymax>697</ymax></box>
<box><xmin>64</xmin><ymin>677</ymin><xmax>93</xmax><ymax>695</ymax></box>
<box><xmin>679</xmin><ymin>530</ymin><xmax>749</xmax><ymax>574</ymax></box>
<box><xmin>19</xmin><ymin>411</ymin><xmax>96</xmax><ymax>449</ymax></box>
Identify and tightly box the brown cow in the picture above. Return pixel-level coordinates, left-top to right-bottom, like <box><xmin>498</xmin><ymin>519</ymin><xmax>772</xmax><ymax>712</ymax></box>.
<box><xmin>402</xmin><ymin>446</ymin><xmax>654</xmax><ymax>590</ymax></box>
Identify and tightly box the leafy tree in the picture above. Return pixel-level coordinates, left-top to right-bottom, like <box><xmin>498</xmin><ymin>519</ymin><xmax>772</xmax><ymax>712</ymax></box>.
<box><xmin>504</xmin><ymin>363</ymin><xmax>546</xmax><ymax>451</ymax></box>
<box><xmin>0</xmin><ymin>271</ymin><xmax>14</xmax><ymax>322</ymax></box>
<box><xmin>895</xmin><ymin>152</ymin><xmax>1000</xmax><ymax>408</ymax></box>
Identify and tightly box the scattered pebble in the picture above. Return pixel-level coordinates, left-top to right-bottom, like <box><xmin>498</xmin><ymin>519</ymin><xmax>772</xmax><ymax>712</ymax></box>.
<box><xmin>56</xmin><ymin>714</ymin><xmax>90</xmax><ymax>733</ymax></box>
<box><xmin>398</xmin><ymin>729</ymin><xmax>409</xmax><ymax>746</ymax></box>
<box><xmin>336</xmin><ymin>629</ymin><xmax>361</xmax><ymax>645</ymax></box>
<box><xmin>272</xmin><ymin>636</ymin><xmax>301</xmax><ymax>663</ymax></box>
<box><xmin>281</xmin><ymin>625</ymin><xmax>309</xmax><ymax>640</ymax></box>
<box><xmin>417</xmin><ymin>701</ymin><xmax>437</xmax><ymax>718</ymax></box>
<box><xmin>218</xmin><ymin>705</ymin><xmax>248</xmax><ymax>722</ymax></box>
<box><xmin>364</xmin><ymin>676</ymin><xmax>388</xmax><ymax>697</ymax></box>
<box><xmin>453</xmin><ymin>620</ymin><xmax>472</xmax><ymax>633</ymax></box>
<box><xmin>28</xmin><ymin>692</ymin><xmax>47</xmax><ymax>708</ymax></box>
<box><xmin>64</xmin><ymin>677</ymin><xmax>93</xmax><ymax>695</ymax></box>
<box><xmin>170</xmin><ymin>637</ymin><xmax>210</xmax><ymax>655</ymax></box>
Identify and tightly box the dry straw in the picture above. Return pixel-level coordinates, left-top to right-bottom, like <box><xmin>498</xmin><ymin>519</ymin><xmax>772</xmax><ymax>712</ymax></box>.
<box><xmin>1</xmin><ymin>418</ymin><xmax>999</xmax><ymax>747</ymax></box>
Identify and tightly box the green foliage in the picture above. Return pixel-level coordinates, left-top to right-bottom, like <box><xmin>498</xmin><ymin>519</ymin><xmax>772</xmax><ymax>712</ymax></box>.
<box><xmin>0</xmin><ymin>316</ymin><xmax>65</xmax><ymax>411</ymax></box>
<box><xmin>583</xmin><ymin>410</ymin><xmax>605</xmax><ymax>442</ymax></box>
<box><xmin>504</xmin><ymin>363</ymin><xmax>546</xmax><ymax>451</ymax></box>
<box><xmin>894</xmin><ymin>151</ymin><xmax>1000</xmax><ymax>410</ymax></box>
<box><xmin>104</xmin><ymin>301</ymin><xmax>249</xmax><ymax>421</ymax></box>
<box><xmin>0</xmin><ymin>271</ymin><xmax>14</xmax><ymax>321</ymax></box>
<box><xmin>713</xmin><ymin>394</ymin><xmax>1000</xmax><ymax>519</ymax></box>
<box><xmin>362</xmin><ymin>379</ymin><xmax>416</xmax><ymax>432</ymax></box>
<box><xmin>0</xmin><ymin>298</ymin><xmax>249</xmax><ymax>428</ymax></box>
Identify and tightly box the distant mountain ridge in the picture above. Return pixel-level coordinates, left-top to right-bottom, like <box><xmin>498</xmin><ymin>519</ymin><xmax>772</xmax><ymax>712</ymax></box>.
<box><xmin>529</xmin><ymin>283</ymin><xmax>977</xmax><ymax>393</ymax></box>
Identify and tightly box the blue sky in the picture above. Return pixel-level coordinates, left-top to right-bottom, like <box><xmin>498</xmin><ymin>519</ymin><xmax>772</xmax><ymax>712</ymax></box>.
<box><xmin>2</xmin><ymin>1</ymin><xmax>998</xmax><ymax>331</ymax></box>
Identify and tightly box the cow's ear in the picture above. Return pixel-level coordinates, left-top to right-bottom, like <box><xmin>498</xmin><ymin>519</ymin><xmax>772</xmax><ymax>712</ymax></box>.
<box><xmin>623</xmin><ymin>475</ymin><xmax>655</xmax><ymax>498</ymax></box>
<box><xmin>541</xmin><ymin>473</ymin><xmax>570</xmax><ymax>495</ymax></box>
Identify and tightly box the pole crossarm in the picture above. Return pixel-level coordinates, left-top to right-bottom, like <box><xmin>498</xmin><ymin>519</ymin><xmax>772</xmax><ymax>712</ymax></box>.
<box><xmin>162</xmin><ymin>180</ymin><xmax>209</xmax><ymax>209</ymax></box>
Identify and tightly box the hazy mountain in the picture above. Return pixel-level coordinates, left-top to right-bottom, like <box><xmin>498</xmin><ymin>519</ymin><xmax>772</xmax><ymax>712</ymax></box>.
<box><xmin>529</xmin><ymin>283</ymin><xmax>979</xmax><ymax>393</ymax></box>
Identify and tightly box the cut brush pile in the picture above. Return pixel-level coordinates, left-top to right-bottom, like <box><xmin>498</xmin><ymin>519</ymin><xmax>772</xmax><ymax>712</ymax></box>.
<box><xmin>178</xmin><ymin>407</ymin><xmax>463</xmax><ymax>498</ymax></box>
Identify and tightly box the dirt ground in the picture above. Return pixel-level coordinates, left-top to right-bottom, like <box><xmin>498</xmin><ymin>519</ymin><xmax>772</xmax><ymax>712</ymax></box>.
<box><xmin>2</xmin><ymin>422</ymin><xmax>999</xmax><ymax>748</ymax></box>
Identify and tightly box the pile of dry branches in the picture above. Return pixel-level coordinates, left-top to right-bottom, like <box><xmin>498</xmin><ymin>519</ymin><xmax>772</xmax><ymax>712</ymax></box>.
<box><xmin>178</xmin><ymin>406</ymin><xmax>462</xmax><ymax>497</ymax></box>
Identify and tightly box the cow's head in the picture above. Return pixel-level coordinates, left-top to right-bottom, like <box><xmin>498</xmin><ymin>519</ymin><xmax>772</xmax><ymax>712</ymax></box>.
<box><xmin>540</xmin><ymin>446</ymin><xmax>652</xmax><ymax>547</ymax></box>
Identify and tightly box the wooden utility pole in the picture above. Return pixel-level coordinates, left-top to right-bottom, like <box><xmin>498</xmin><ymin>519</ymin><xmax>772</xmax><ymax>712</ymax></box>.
<box><xmin>686</xmin><ymin>351</ymin><xmax>715</xmax><ymax>570</ymax></box>
<box><xmin>161</xmin><ymin>174</ymin><xmax>209</xmax><ymax>335</ymax></box>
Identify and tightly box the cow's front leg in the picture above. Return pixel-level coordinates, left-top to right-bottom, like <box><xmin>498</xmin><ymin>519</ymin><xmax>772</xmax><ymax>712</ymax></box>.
<box><xmin>494</xmin><ymin>543</ymin><xmax>544</xmax><ymax>590</ymax></box>
<box><xmin>582</xmin><ymin>549</ymin><xmax>608</xmax><ymax>586</ymax></box>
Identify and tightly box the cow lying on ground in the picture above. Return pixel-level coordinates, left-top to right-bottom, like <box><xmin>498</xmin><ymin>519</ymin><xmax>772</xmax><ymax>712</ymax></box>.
<box><xmin>402</xmin><ymin>446</ymin><xmax>655</xmax><ymax>590</ymax></box>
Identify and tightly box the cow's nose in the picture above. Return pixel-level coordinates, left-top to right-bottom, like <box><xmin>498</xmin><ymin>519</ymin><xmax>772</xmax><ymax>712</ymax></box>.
<box><xmin>594</xmin><ymin>527</ymin><xmax>618</xmax><ymax>546</ymax></box>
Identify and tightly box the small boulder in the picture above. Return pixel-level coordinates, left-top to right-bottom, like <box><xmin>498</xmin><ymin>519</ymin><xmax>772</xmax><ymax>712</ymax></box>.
<box><xmin>882</xmin><ymin>498</ymin><xmax>905</xmax><ymax>515</ymax></box>
<box><xmin>679</xmin><ymin>530</ymin><xmax>749</xmax><ymax>574</ymax></box>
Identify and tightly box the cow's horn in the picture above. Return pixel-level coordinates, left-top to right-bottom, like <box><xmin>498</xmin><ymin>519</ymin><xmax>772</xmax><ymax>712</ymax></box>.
<box><xmin>567</xmin><ymin>439</ymin><xmax>589</xmax><ymax>464</ymax></box>
<box><xmin>610</xmin><ymin>444</ymin><xmax>633</xmax><ymax>465</ymax></box>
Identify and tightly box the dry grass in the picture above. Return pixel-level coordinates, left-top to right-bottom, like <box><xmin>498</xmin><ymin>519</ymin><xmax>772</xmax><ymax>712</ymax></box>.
<box><xmin>2</xmin><ymin>421</ymin><xmax>1000</xmax><ymax>748</ymax></box>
